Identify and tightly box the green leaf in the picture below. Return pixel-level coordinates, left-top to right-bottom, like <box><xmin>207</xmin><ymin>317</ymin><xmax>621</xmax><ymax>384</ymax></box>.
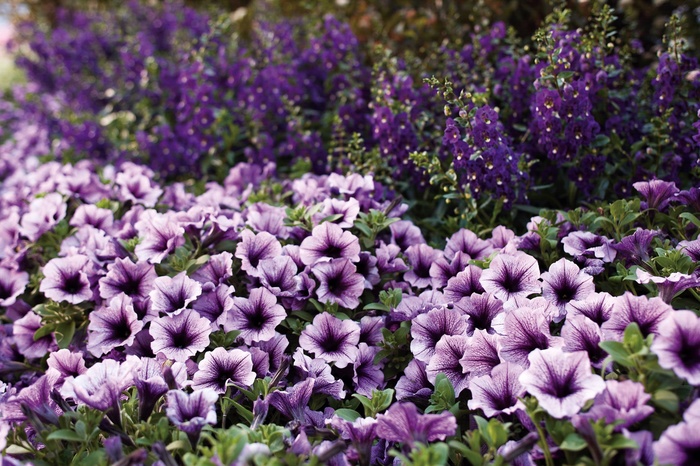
<box><xmin>47</xmin><ymin>429</ymin><xmax>84</xmax><ymax>442</ymax></box>
<box><xmin>33</xmin><ymin>324</ymin><xmax>55</xmax><ymax>341</ymax></box>
<box><xmin>54</xmin><ymin>320</ymin><xmax>76</xmax><ymax>349</ymax></box>
<box><xmin>652</xmin><ymin>389</ymin><xmax>679</xmax><ymax>413</ymax></box>
<box><xmin>363</xmin><ymin>302</ymin><xmax>390</xmax><ymax>312</ymax></box>
<box><xmin>599</xmin><ymin>341</ymin><xmax>633</xmax><ymax>367</ymax></box>
<box><xmin>606</xmin><ymin>434</ymin><xmax>640</xmax><ymax>450</ymax></box>
<box><xmin>680</xmin><ymin>212</ymin><xmax>700</xmax><ymax>229</ymax></box>
<box><xmin>334</xmin><ymin>409</ymin><xmax>361</xmax><ymax>422</ymax></box>
<box><xmin>559</xmin><ymin>433</ymin><xmax>587</xmax><ymax>452</ymax></box>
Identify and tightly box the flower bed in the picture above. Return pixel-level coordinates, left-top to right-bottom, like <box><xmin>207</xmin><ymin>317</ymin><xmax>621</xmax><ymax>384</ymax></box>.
<box><xmin>1</xmin><ymin>1</ymin><xmax>700</xmax><ymax>465</ymax></box>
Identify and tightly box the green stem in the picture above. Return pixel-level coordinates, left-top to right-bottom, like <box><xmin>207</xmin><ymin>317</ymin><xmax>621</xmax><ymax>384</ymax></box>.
<box><xmin>534</xmin><ymin>421</ymin><xmax>555</xmax><ymax>466</ymax></box>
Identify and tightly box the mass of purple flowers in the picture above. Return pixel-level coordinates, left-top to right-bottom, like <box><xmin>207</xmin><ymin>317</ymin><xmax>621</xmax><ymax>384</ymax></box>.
<box><xmin>1</xmin><ymin>1</ymin><xmax>700</xmax><ymax>465</ymax></box>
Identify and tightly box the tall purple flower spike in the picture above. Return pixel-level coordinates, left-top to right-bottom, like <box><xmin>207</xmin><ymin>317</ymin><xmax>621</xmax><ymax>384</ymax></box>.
<box><xmin>191</xmin><ymin>347</ymin><xmax>255</xmax><ymax>393</ymax></box>
<box><xmin>227</xmin><ymin>287</ymin><xmax>286</xmax><ymax>344</ymax></box>
<box><xmin>87</xmin><ymin>293</ymin><xmax>144</xmax><ymax>357</ymax></box>
<box><xmin>40</xmin><ymin>254</ymin><xmax>93</xmax><ymax>304</ymax></box>
<box><xmin>375</xmin><ymin>402</ymin><xmax>457</xmax><ymax>447</ymax></box>
<box><xmin>468</xmin><ymin>362</ymin><xmax>525</xmax><ymax>418</ymax></box>
<box><xmin>480</xmin><ymin>252</ymin><xmax>541</xmax><ymax>303</ymax></box>
<box><xmin>519</xmin><ymin>348</ymin><xmax>605</xmax><ymax>419</ymax></box>
<box><xmin>150</xmin><ymin>309</ymin><xmax>212</xmax><ymax>362</ymax></box>
<box><xmin>651</xmin><ymin>310</ymin><xmax>700</xmax><ymax>385</ymax></box>
<box><xmin>299</xmin><ymin>312</ymin><xmax>361</xmax><ymax>368</ymax></box>
<box><xmin>300</xmin><ymin>222</ymin><xmax>361</xmax><ymax>266</ymax></box>
<box><xmin>149</xmin><ymin>272</ymin><xmax>203</xmax><ymax>316</ymax></box>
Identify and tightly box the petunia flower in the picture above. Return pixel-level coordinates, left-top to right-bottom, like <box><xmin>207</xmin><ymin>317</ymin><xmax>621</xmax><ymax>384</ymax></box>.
<box><xmin>317</xmin><ymin>198</ymin><xmax>361</xmax><ymax>228</ymax></box>
<box><xmin>300</xmin><ymin>222</ymin><xmax>361</xmax><ymax>266</ymax></box>
<box><xmin>375</xmin><ymin>402</ymin><xmax>457</xmax><ymax>447</ymax></box>
<box><xmin>133</xmin><ymin>357</ymin><xmax>188</xmax><ymax>421</ymax></box>
<box><xmin>498</xmin><ymin>306</ymin><xmax>563</xmax><ymax>367</ymax></box>
<box><xmin>190</xmin><ymin>252</ymin><xmax>233</xmax><ymax>291</ymax></box>
<box><xmin>268</xmin><ymin>378</ymin><xmax>319</xmax><ymax>425</ymax></box>
<box><xmin>444</xmin><ymin>228</ymin><xmax>494</xmax><ymax>261</ymax></box>
<box><xmin>561</xmin><ymin>314</ymin><xmax>608</xmax><ymax>369</ymax></box>
<box><xmin>13</xmin><ymin>311</ymin><xmax>57</xmax><ymax>359</ymax></box>
<box><xmin>426</xmin><ymin>335</ymin><xmax>470</xmax><ymax>396</ymax></box>
<box><xmin>480</xmin><ymin>252</ymin><xmax>541</xmax><ymax>303</ymax></box>
<box><xmin>410</xmin><ymin>306</ymin><xmax>469</xmax><ymax>364</ymax></box>
<box><xmin>389</xmin><ymin>220</ymin><xmax>425</xmax><ymax>251</ymax></box>
<box><xmin>519</xmin><ymin>348</ymin><xmax>605</xmax><ymax>419</ymax></box>
<box><xmin>299</xmin><ymin>312</ymin><xmax>361</xmax><ymax>368</ymax></box>
<box><xmin>468</xmin><ymin>362</ymin><xmax>526</xmax><ymax>418</ymax></box>
<box><xmin>453</xmin><ymin>292</ymin><xmax>503</xmax><ymax>335</ymax></box>
<box><xmin>0</xmin><ymin>266</ymin><xmax>29</xmax><ymax>307</ymax></box>
<box><xmin>635</xmin><ymin>269</ymin><xmax>700</xmax><ymax>303</ymax></box>
<box><xmin>193</xmin><ymin>284</ymin><xmax>234</xmax><ymax>329</ymax></box>
<box><xmin>258</xmin><ymin>256</ymin><xmax>298</xmax><ymax>297</ymax></box>
<box><xmin>313</xmin><ymin>258</ymin><xmax>365</xmax><ymax>309</ymax></box>
<box><xmin>632</xmin><ymin>178</ymin><xmax>678</xmax><ymax>211</ymax></box>
<box><xmin>540</xmin><ymin>258</ymin><xmax>594</xmax><ymax>321</ymax></box>
<box><xmin>149</xmin><ymin>272</ymin><xmax>203</xmax><ymax>316</ymax></box>
<box><xmin>601</xmin><ymin>293</ymin><xmax>672</xmax><ymax>341</ymax></box>
<box><xmin>191</xmin><ymin>347</ymin><xmax>255</xmax><ymax>393</ymax></box>
<box><xmin>69</xmin><ymin>204</ymin><xmax>114</xmax><ymax>231</ymax></box>
<box><xmin>613</xmin><ymin>228</ymin><xmax>658</xmax><ymax>266</ymax></box>
<box><xmin>566</xmin><ymin>292</ymin><xmax>614</xmax><ymax>327</ymax></box>
<box><xmin>40</xmin><ymin>254</ymin><xmax>93</xmax><ymax>304</ymax></box>
<box><xmin>46</xmin><ymin>349</ymin><xmax>87</xmax><ymax>387</ymax></box>
<box><xmin>353</xmin><ymin>343</ymin><xmax>384</xmax><ymax>397</ymax></box>
<box><xmin>395</xmin><ymin>359</ymin><xmax>433</xmax><ymax>403</ymax></box>
<box><xmin>134</xmin><ymin>212</ymin><xmax>185</xmax><ymax>263</ymax></box>
<box><xmin>235</xmin><ymin>230</ymin><xmax>282</xmax><ymax>277</ymax></box>
<box><xmin>329</xmin><ymin>416</ymin><xmax>377</xmax><ymax>465</ymax></box>
<box><xmin>292</xmin><ymin>348</ymin><xmax>346</xmax><ymax>399</ymax></box>
<box><xmin>460</xmin><ymin>329</ymin><xmax>502</xmax><ymax>379</ymax></box>
<box><xmin>651</xmin><ymin>310</ymin><xmax>700</xmax><ymax>385</ymax></box>
<box><xmin>227</xmin><ymin>287</ymin><xmax>286</xmax><ymax>344</ymax></box>
<box><xmin>443</xmin><ymin>265</ymin><xmax>485</xmax><ymax>303</ymax></box>
<box><xmin>87</xmin><ymin>293</ymin><xmax>144</xmax><ymax>357</ymax></box>
<box><xmin>403</xmin><ymin>244</ymin><xmax>442</xmax><ymax>289</ymax></box>
<box><xmin>585</xmin><ymin>380</ymin><xmax>654</xmax><ymax>429</ymax></box>
<box><xmin>99</xmin><ymin>257</ymin><xmax>157</xmax><ymax>302</ymax></box>
<box><xmin>166</xmin><ymin>389</ymin><xmax>218</xmax><ymax>447</ymax></box>
<box><xmin>654</xmin><ymin>418</ymin><xmax>700</xmax><ymax>466</ymax></box>
<box><xmin>150</xmin><ymin>309</ymin><xmax>212</xmax><ymax>362</ymax></box>
<box><xmin>19</xmin><ymin>192</ymin><xmax>67</xmax><ymax>241</ymax></box>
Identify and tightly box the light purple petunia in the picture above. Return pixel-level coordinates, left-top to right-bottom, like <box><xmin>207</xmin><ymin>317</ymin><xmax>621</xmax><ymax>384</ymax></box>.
<box><xmin>166</xmin><ymin>389</ymin><xmax>218</xmax><ymax>446</ymax></box>
<box><xmin>193</xmin><ymin>284</ymin><xmax>234</xmax><ymax>329</ymax></box>
<box><xmin>453</xmin><ymin>292</ymin><xmax>503</xmax><ymax>335</ymax></box>
<box><xmin>19</xmin><ymin>192</ymin><xmax>67</xmax><ymax>242</ymax></box>
<box><xmin>635</xmin><ymin>269</ymin><xmax>700</xmax><ymax>303</ymax></box>
<box><xmin>116</xmin><ymin>164</ymin><xmax>164</xmax><ymax>207</ymax></box>
<box><xmin>356</xmin><ymin>251</ymin><xmax>381</xmax><ymax>290</ymax></box>
<box><xmin>601</xmin><ymin>293</ymin><xmax>672</xmax><ymax>341</ymax></box>
<box><xmin>395</xmin><ymin>359</ymin><xmax>433</xmax><ymax>402</ymax></box>
<box><xmin>292</xmin><ymin>348</ymin><xmax>346</xmax><ymax>399</ymax></box>
<box><xmin>586</xmin><ymin>380</ymin><xmax>654</xmax><ymax>429</ymax></box>
<box><xmin>235</xmin><ymin>229</ymin><xmax>282</xmax><ymax>277</ymax></box>
<box><xmin>566</xmin><ymin>292</ymin><xmax>614</xmax><ymax>327</ymax></box>
<box><xmin>650</xmin><ymin>310</ymin><xmax>700</xmax><ymax>385</ymax></box>
<box><xmin>87</xmin><ymin>293</ymin><xmax>144</xmax><ymax>357</ymax></box>
<box><xmin>653</xmin><ymin>418</ymin><xmax>700</xmax><ymax>466</ymax></box>
<box><xmin>133</xmin><ymin>357</ymin><xmax>188</xmax><ymax>420</ymax></box>
<box><xmin>443</xmin><ymin>265</ymin><xmax>485</xmax><ymax>303</ymax></box>
<box><xmin>150</xmin><ymin>309</ymin><xmax>212</xmax><ymax>362</ymax></box>
<box><xmin>257</xmin><ymin>256</ymin><xmax>298</xmax><ymax>297</ymax></box>
<box><xmin>134</xmin><ymin>212</ymin><xmax>185</xmax><ymax>263</ymax></box>
<box><xmin>390</xmin><ymin>220</ymin><xmax>425</xmax><ymax>251</ymax></box>
<box><xmin>0</xmin><ymin>266</ymin><xmax>29</xmax><ymax>307</ymax></box>
<box><xmin>149</xmin><ymin>272</ymin><xmax>203</xmax><ymax>316</ymax></box>
<box><xmin>375</xmin><ymin>402</ymin><xmax>457</xmax><ymax>447</ymax></box>
<box><xmin>561</xmin><ymin>314</ymin><xmax>608</xmax><ymax>369</ymax></box>
<box><xmin>313</xmin><ymin>258</ymin><xmax>365</xmax><ymax>309</ymax></box>
<box><xmin>69</xmin><ymin>204</ymin><xmax>114</xmax><ymax>231</ymax></box>
<box><xmin>299</xmin><ymin>312</ymin><xmax>361</xmax><ymax>368</ymax></box>
<box><xmin>429</xmin><ymin>251</ymin><xmax>471</xmax><ymax>289</ymax></box>
<box><xmin>268</xmin><ymin>378</ymin><xmax>317</xmax><ymax>424</ymax></box>
<box><xmin>191</xmin><ymin>347</ymin><xmax>255</xmax><ymax>393</ymax></box>
<box><xmin>613</xmin><ymin>228</ymin><xmax>658</xmax><ymax>266</ymax></box>
<box><xmin>317</xmin><ymin>198</ymin><xmax>361</xmax><ymax>229</ymax></box>
<box><xmin>426</xmin><ymin>334</ymin><xmax>471</xmax><ymax>396</ymax></box>
<box><xmin>562</xmin><ymin>231</ymin><xmax>617</xmax><ymax>263</ymax></box>
<box><xmin>632</xmin><ymin>178</ymin><xmax>679</xmax><ymax>211</ymax></box>
<box><xmin>190</xmin><ymin>251</ymin><xmax>233</xmax><ymax>291</ymax></box>
<box><xmin>468</xmin><ymin>362</ymin><xmax>525</xmax><ymax>418</ymax></box>
<box><xmin>444</xmin><ymin>228</ymin><xmax>494</xmax><ymax>261</ymax></box>
<box><xmin>519</xmin><ymin>348</ymin><xmax>605</xmax><ymax>419</ymax></box>
<box><xmin>13</xmin><ymin>310</ymin><xmax>57</xmax><ymax>359</ymax></box>
<box><xmin>353</xmin><ymin>343</ymin><xmax>384</xmax><ymax>397</ymax></box>
<box><xmin>480</xmin><ymin>252</ymin><xmax>541</xmax><ymax>303</ymax></box>
<box><xmin>227</xmin><ymin>287</ymin><xmax>286</xmax><ymax>344</ymax></box>
<box><xmin>300</xmin><ymin>222</ymin><xmax>360</xmax><ymax>266</ymax></box>
<box><xmin>459</xmin><ymin>329</ymin><xmax>502</xmax><ymax>379</ymax></box>
<box><xmin>375</xmin><ymin>242</ymin><xmax>408</xmax><ymax>275</ymax></box>
<box><xmin>540</xmin><ymin>258</ymin><xmax>594</xmax><ymax>321</ymax></box>
<box><xmin>329</xmin><ymin>416</ymin><xmax>377</xmax><ymax>465</ymax></box>
<box><xmin>403</xmin><ymin>244</ymin><xmax>442</xmax><ymax>289</ymax></box>
<box><xmin>99</xmin><ymin>257</ymin><xmax>157</xmax><ymax>302</ymax></box>
<box><xmin>46</xmin><ymin>348</ymin><xmax>87</xmax><ymax>386</ymax></box>
<box><xmin>498</xmin><ymin>306</ymin><xmax>563</xmax><ymax>367</ymax></box>
<box><xmin>40</xmin><ymin>254</ymin><xmax>93</xmax><ymax>304</ymax></box>
<box><xmin>410</xmin><ymin>306</ymin><xmax>469</xmax><ymax>364</ymax></box>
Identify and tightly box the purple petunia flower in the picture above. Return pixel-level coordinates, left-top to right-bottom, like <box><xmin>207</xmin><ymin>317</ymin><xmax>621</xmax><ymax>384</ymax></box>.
<box><xmin>317</xmin><ymin>198</ymin><xmax>360</xmax><ymax>229</ymax></box>
<box><xmin>480</xmin><ymin>252</ymin><xmax>541</xmax><ymax>303</ymax></box>
<box><xmin>635</xmin><ymin>269</ymin><xmax>700</xmax><ymax>303</ymax></box>
<box><xmin>540</xmin><ymin>258</ymin><xmax>594</xmax><ymax>321</ymax></box>
<box><xmin>429</xmin><ymin>251</ymin><xmax>471</xmax><ymax>289</ymax></box>
<box><xmin>87</xmin><ymin>293</ymin><xmax>144</xmax><ymax>357</ymax></box>
<box><xmin>99</xmin><ymin>257</ymin><xmax>157</xmax><ymax>302</ymax></box>
<box><xmin>313</xmin><ymin>258</ymin><xmax>365</xmax><ymax>309</ymax></box>
<box><xmin>70</xmin><ymin>204</ymin><xmax>114</xmax><ymax>231</ymax></box>
<box><xmin>150</xmin><ymin>309</ymin><xmax>212</xmax><ymax>362</ymax></box>
<box><xmin>561</xmin><ymin>314</ymin><xmax>608</xmax><ymax>369</ymax></box>
<box><xmin>410</xmin><ymin>306</ymin><xmax>469</xmax><ymax>364</ymax></box>
<box><xmin>427</xmin><ymin>335</ymin><xmax>470</xmax><ymax>396</ymax></box>
<box><xmin>134</xmin><ymin>212</ymin><xmax>185</xmax><ymax>264</ymax></box>
<box><xmin>375</xmin><ymin>402</ymin><xmax>457</xmax><ymax>447</ymax></box>
<box><xmin>190</xmin><ymin>252</ymin><xmax>234</xmax><ymax>291</ymax></box>
<box><xmin>403</xmin><ymin>244</ymin><xmax>442</xmax><ymax>289</ymax></box>
<box><xmin>0</xmin><ymin>266</ymin><xmax>29</xmax><ymax>307</ymax></box>
<box><xmin>632</xmin><ymin>178</ymin><xmax>679</xmax><ymax>211</ymax></box>
<box><xmin>40</xmin><ymin>254</ymin><xmax>93</xmax><ymax>304</ymax></box>
<box><xmin>375</xmin><ymin>242</ymin><xmax>408</xmax><ymax>275</ymax></box>
<box><xmin>13</xmin><ymin>310</ymin><xmax>57</xmax><ymax>359</ymax></box>
<box><xmin>460</xmin><ymin>329</ymin><xmax>502</xmax><ymax>378</ymax></box>
<box><xmin>498</xmin><ymin>306</ymin><xmax>563</xmax><ymax>367</ymax></box>
<box><xmin>166</xmin><ymin>389</ymin><xmax>218</xmax><ymax>446</ymax></box>
<box><xmin>654</xmin><ymin>418</ymin><xmax>700</xmax><ymax>466</ymax></box>
<box><xmin>191</xmin><ymin>347</ymin><xmax>255</xmax><ymax>393</ymax></box>
<box><xmin>601</xmin><ymin>293</ymin><xmax>672</xmax><ymax>341</ymax></box>
<box><xmin>299</xmin><ymin>312</ymin><xmax>361</xmax><ymax>368</ymax></box>
<box><xmin>566</xmin><ymin>292</ymin><xmax>614</xmax><ymax>327</ymax></box>
<box><xmin>329</xmin><ymin>416</ymin><xmax>377</xmax><ymax>465</ymax></box>
<box><xmin>613</xmin><ymin>228</ymin><xmax>658</xmax><ymax>266</ymax></box>
<box><xmin>353</xmin><ymin>343</ymin><xmax>384</xmax><ymax>397</ymax></box>
<box><xmin>149</xmin><ymin>272</ymin><xmax>203</xmax><ymax>316</ymax></box>
<box><xmin>468</xmin><ymin>362</ymin><xmax>525</xmax><ymax>418</ymax></box>
<box><xmin>300</xmin><ymin>222</ymin><xmax>360</xmax><ymax>266</ymax></box>
<box><xmin>292</xmin><ymin>348</ymin><xmax>346</xmax><ymax>399</ymax></box>
<box><xmin>390</xmin><ymin>220</ymin><xmax>425</xmax><ymax>251</ymax></box>
<box><xmin>651</xmin><ymin>310</ymin><xmax>700</xmax><ymax>385</ymax></box>
<box><xmin>454</xmin><ymin>292</ymin><xmax>503</xmax><ymax>334</ymax></box>
<box><xmin>444</xmin><ymin>228</ymin><xmax>494</xmax><ymax>261</ymax></box>
<box><xmin>46</xmin><ymin>348</ymin><xmax>87</xmax><ymax>386</ymax></box>
<box><xmin>519</xmin><ymin>348</ymin><xmax>605</xmax><ymax>419</ymax></box>
<box><xmin>133</xmin><ymin>357</ymin><xmax>187</xmax><ymax>421</ymax></box>
<box><xmin>19</xmin><ymin>192</ymin><xmax>67</xmax><ymax>242</ymax></box>
<box><xmin>268</xmin><ymin>378</ymin><xmax>317</xmax><ymax>424</ymax></box>
<box><xmin>227</xmin><ymin>287</ymin><xmax>286</xmax><ymax>344</ymax></box>
<box><xmin>586</xmin><ymin>380</ymin><xmax>654</xmax><ymax>429</ymax></box>
<box><xmin>193</xmin><ymin>284</ymin><xmax>234</xmax><ymax>329</ymax></box>
<box><xmin>443</xmin><ymin>265</ymin><xmax>485</xmax><ymax>303</ymax></box>
<box><xmin>258</xmin><ymin>256</ymin><xmax>298</xmax><ymax>297</ymax></box>
<box><xmin>236</xmin><ymin>230</ymin><xmax>282</xmax><ymax>278</ymax></box>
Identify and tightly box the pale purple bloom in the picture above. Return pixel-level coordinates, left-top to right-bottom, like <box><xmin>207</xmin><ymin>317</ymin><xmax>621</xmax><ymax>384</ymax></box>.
<box><xmin>359</xmin><ymin>316</ymin><xmax>384</xmax><ymax>346</ymax></box>
<box><xmin>13</xmin><ymin>310</ymin><xmax>57</xmax><ymax>359</ymax></box>
<box><xmin>258</xmin><ymin>256</ymin><xmax>298</xmax><ymax>297</ymax></box>
<box><xmin>635</xmin><ymin>269</ymin><xmax>700</xmax><ymax>303</ymax></box>
<box><xmin>566</xmin><ymin>292</ymin><xmax>614</xmax><ymax>327</ymax></box>
<box><xmin>292</xmin><ymin>348</ymin><xmax>346</xmax><ymax>399</ymax></box>
<box><xmin>69</xmin><ymin>204</ymin><xmax>114</xmax><ymax>231</ymax></box>
<box><xmin>519</xmin><ymin>348</ymin><xmax>605</xmax><ymax>419</ymax></box>
<box><xmin>313</xmin><ymin>258</ymin><xmax>365</xmax><ymax>309</ymax></box>
<box><xmin>149</xmin><ymin>272</ymin><xmax>203</xmax><ymax>316</ymax></box>
<box><xmin>245</xmin><ymin>203</ymin><xmax>290</xmax><ymax>238</ymax></box>
<box><xmin>0</xmin><ymin>266</ymin><xmax>29</xmax><ymax>307</ymax></box>
<box><xmin>601</xmin><ymin>293</ymin><xmax>672</xmax><ymax>341</ymax></box>
<box><xmin>444</xmin><ymin>229</ymin><xmax>494</xmax><ymax>261</ymax></box>
<box><xmin>150</xmin><ymin>309</ymin><xmax>212</xmax><ymax>362</ymax></box>
<box><xmin>40</xmin><ymin>254</ymin><xmax>93</xmax><ymax>304</ymax></box>
<box><xmin>651</xmin><ymin>310</ymin><xmax>700</xmax><ymax>384</ymax></box>
<box><xmin>395</xmin><ymin>359</ymin><xmax>432</xmax><ymax>402</ymax></box>
<box><xmin>166</xmin><ymin>389</ymin><xmax>218</xmax><ymax>446</ymax></box>
<box><xmin>2</xmin><ymin>373</ymin><xmax>62</xmax><ymax>425</ymax></box>
<box><xmin>613</xmin><ymin>229</ymin><xmax>658</xmax><ymax>266</ymax></box>
<box><xmin>191</xmin><ymin>252</ymin><xmax>233</xmax><ymax>291</ymax></box>
<box><xmin>541</xmin><ymin>258</ymin><xmax>594</xmax><ymax>320</ymax></box>
<box><xmin>87</xmin><ymin>293</ymin><xmax>144</xmax><ymax>357</ymax></box>
<box><xmin>116</xmin><ymin>165</ymin><xmax>163</xmax><ymax>207</ymax></box>
<box><xmin>427</xmin><ymin>335</ymin><xmax>470</xmax><ymax>396</ymax></box>
<box><xmin>468</xmin><ymin>362</ymin><xmax>526</xmax><ymax>417</ymax></box>
<box><xmin>133</xmin><ymin>357</ymin><xmax>188</xmax><ymax>420</ymax></box>
<box><xmin>329</xmin><ymin>416</ymin><xmax>377</xmax><ymax>465</ymax></box>
<box><xmin>654</xmin><ymin>418</ymin><xmax>700</xmax><ymax>466</ymax></box>
<box><xmin>353</xmin><ymin>343</ymin><xmax>384</xmax><ymax>397</ymax></box>
<box><xmin>444</xmin><ymin>265</ymin><xmax>485</xmax><ymax>302</ymax></box>
<box><xmin>375</xmin><ymin>242</ymin><xmax>408</xmax><ymax>275</ymax></box>
<box><xmin>19</xmin><ymin>192</ymin><xmax>66</xmax><ymax>241</ymax></box>
<box><xmin>429</xmin><ymin>251</ymin><xmax>470</xmax><ymax>289</ymax></box>
<box><xmin>255</xmin><ymin>333</ymin><xmax>290</xmax><ymax>374</ymax></box>
<box><xmin>268</xmin><ymin>378</ymin><xmax>317</xmax><ymax>424</ymax></box>
<box><xmin>410</xmin><ymin>306</ymin><xmax>469</xmax><ymax>364</ymax></box>
<box><xmin>453</xmin><ymin>292</ymin><xmax>503</xmax><ymax>334</ymax></box>
<box><xmin>498</xmin><ymin>306</ymin><xmax>563</xmax><ymax>367</ymax></box>
<box><xmin>633</xmin><ymin>178</ymin><xmax>678</xmax><ymax>211</ymax></box>
<box><xmin>376</xmin><ymin>402</ymin><xmax>457</xmax><ymax>447</ymax></box>
<box><xmin>317</xmin><ymin>198</ymin><xmax>360</xmax><ymax>228</ymax></box>
<box><xmin>236</xmin><ymin>229</ymin><xmax>282</xmax><ymax>277</ymax></box>
<box><xmin>300</xmin><ymin>222</ymin><xmax>360</xmax><ymax>266</ymax></box>
<box><xmin>46</xmin><ymin>348</ymin><xmax>87</xmax><ymax>385</ymax></box>
<box><xmin>623</xmin><ymin>429</ymin><xmax>654</xmax><ymax>466</ymax></box>
<box><xmin>586</xmin><ymin>380</ymin><xmax>654</xmax><ymax>429</ymax></box>
<box><xmin>299</xmin><ymin>312</ymin><xmax>361</xmax><ymax>368</ymax></box>
<box><xmin>678</xmin><ymin>239</ymin><xmax>700</xmax><ymax>261</ymax></box>
<box><xmin>480</xmin><ymin>252</ymin><xmax>541</xmax><ymax>302</ymax></box>
<box><xmin>134</xmin><ymin>212</ymin><xmax>185</xmax><ymax>263</ymax></box>
<box><xmin>389</xmin><ymin>220</ymin><xmax>425</xmax><ymax>251</ymax></box>
<box><xmin>99</xmin><ymin>257</ymin><xmax>157</xmax><ymax>302</ymax></box>
<box><xmin>193</xmin><ymin>284</ymin><xmax>234</xmax><ymax>329</ymax></box>
<box><xmin>356</xmin><ymin>251</ymin><xmax>381</xmax><ymax>289</ymax></box>
<box><xmin>562</xmin><ymin>231</ymin><xmax>617</xmax><ymax>264</ymax></box>
<box><xmin>489</xmin><ymin>226</ymin><xmax>516</xmax><ymax>249</ymax></box>
<box><xmin>227</xmin><ymin>287</ymin><xmax>286</xmax><ymax>344</ymax></box>
<box><xmin>459</xmin><ymin>330</ymin><xmax>503</xmax><ymax>380</ymax></box>
<box><xmin>191</xmin><ymin>347</ymin><xmax>255</xmax><ymax>393</ymax></box>
<box><xmin>561</xmin><ymin>314</ymin><xmax>608</xmax><ymax>369</ymax></box>
<box><xmin>404</xmin><ymin>244</ymin><xmax>442</xmax><ymax>289</ymax></box>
